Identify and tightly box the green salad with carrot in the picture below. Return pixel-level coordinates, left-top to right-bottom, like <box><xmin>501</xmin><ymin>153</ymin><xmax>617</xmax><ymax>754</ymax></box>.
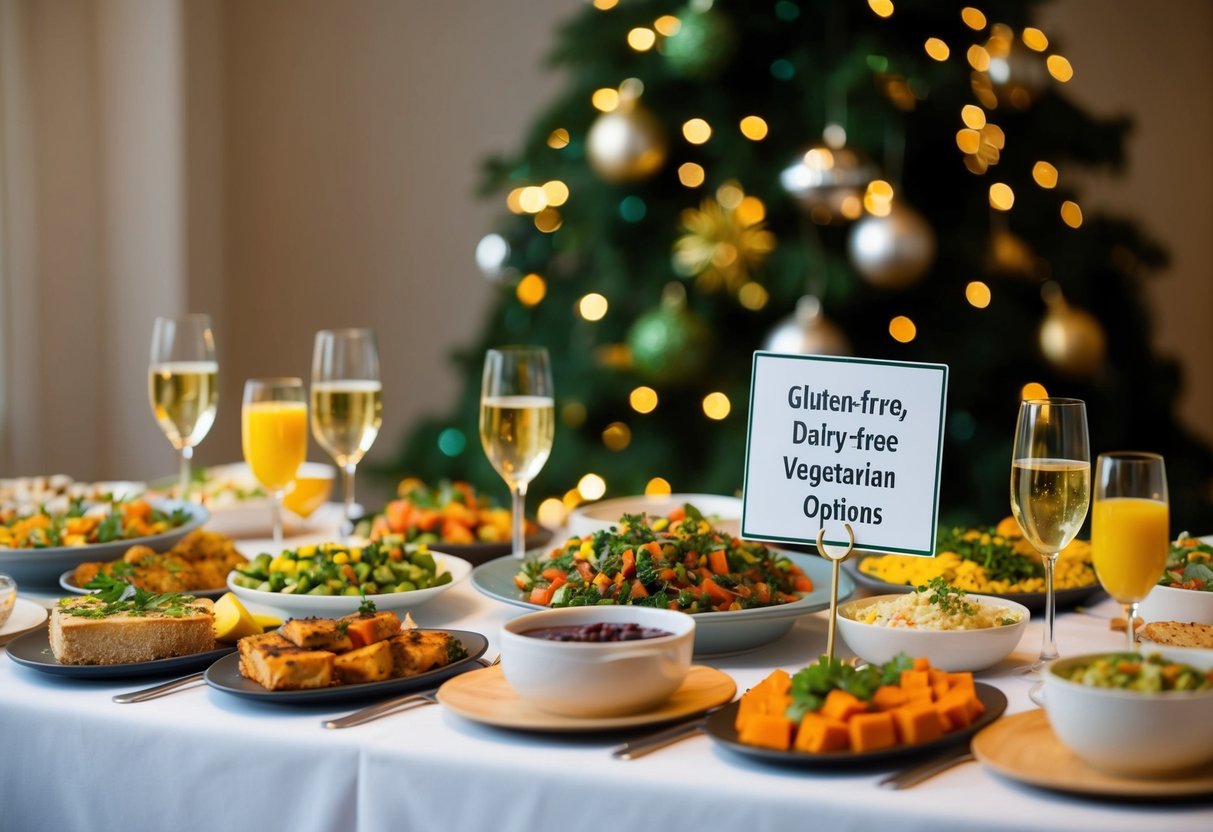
<box><xmin>513</xmin><ymin>505</ymin><xmax>813</xmax><ymax>613</ymax></box>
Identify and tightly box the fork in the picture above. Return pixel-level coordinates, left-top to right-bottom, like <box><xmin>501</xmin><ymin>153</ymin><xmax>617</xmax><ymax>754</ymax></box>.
<box><xmin>322</xmin><ymin>654</ymin><xmax>499</xmax><ymax>729</ymax></box>
<box><xmin>113</xmin><ymin>672</ymin><xmax>206</xmax><ymax>704</ymax></box>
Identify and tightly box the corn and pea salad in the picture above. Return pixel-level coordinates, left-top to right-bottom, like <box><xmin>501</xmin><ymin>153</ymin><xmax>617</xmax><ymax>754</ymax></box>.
<box><xmin>859</xmin><ymin>519</ymin><xmax>1096</xmax><ymax>594</ymax></box>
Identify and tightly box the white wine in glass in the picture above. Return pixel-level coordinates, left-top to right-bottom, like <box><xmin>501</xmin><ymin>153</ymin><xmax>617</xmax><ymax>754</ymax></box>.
<box><xmin>311</xmin><ymin>329</ymin><xmax>383</xmax><ymax>527</ymax></box>
<box><xmin>480</xmin><ymin>348</ymin><xmax>554</xmax><ymax>558</ymax></box>
<box><xmin>1010</xmin><ymin>398</ymin><xmax>1090</xmax><ymax>676</ymax></box>
<box><xmin>149</xmin><ymin>315</ymin><xmax>218</xmax><ymax>500</ymax></box>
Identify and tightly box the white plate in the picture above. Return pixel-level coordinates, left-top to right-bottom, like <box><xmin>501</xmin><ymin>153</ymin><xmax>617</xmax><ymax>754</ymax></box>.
<box><xmin>0</xmin><ymin>598</ymin><xmax>48</xmax><ymax>639</ymax></box>
<box><xmin>226</xmin><ymin>553</ymin><xmax>472</xmax><ymax>618</ymax></box>
<box><xmin>567</xmin><ymin>494</ymin><xmax>742</xmax><ymax>539</ymax></box>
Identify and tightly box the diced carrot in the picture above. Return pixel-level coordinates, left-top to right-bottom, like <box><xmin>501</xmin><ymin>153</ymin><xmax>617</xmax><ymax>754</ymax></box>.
<box><xmin>385</xmin><ymin>500</ymin><xmax>411</xmax><ymax>533</ymax></box>
<box><xmin>912</xmin><ymin>657</ymin><xmax>930</xmax><ymax>672</ymax></box>
<box><xmin>659</xmin><ymin>568</ymin><xmax>678</xmax><ymax>582</ymax></box>
<box><xmin>668</xmin><ymin>506</ymin><xmax>686</xmax><ymax>522</ymax></box>
<box><xmin>629</xmin><ymin>580</ymin><xmax>649</xmax><ymax>599</ymax></box>
<box><xmin>792</xmin><ymin>574</ymin><xmax>814</xmax><ymax>592</ymax></box>
<box><xmin>643</xmin><ymin>541</ymin><xmax>663</xmax><ymax>557</ymax></box>
<box><xmin>440</xmin><ymin>519</ymin><xmax>475</xmax><ymax>544</ymax></box>
<box><xmin>575</xmin><ymin>561</ymin><xmax>594</xmax><ymax>582</ymax></box>
<box><xmin>707</xmin><ymin>550</ymin><xmax>729</xmax><ymax>575</ymax></box>
<box><xmin>700</xmin><ymin>576</ymin><xmax>734</xmax><ymax>605</ymax></box>
<box><xmin>621</xmin><ymin>549</ymin><xmax>636</xmax><ymax>579</ymax></box>
<box><xmin>414</xmin><ymin>509</ymin><xmax>440</xmax><ymax>532</ymax></box>
<box><xmin>123</xmin><ymin>500</ymin><xmax>152</xmax><ymax>522</ymax></box>
<box><xmin>541</xmin><ymin>567</ymin><xmax>565</xmax><ymax>582</ymax></box>
<box><xmin>529</xmin><ymin>574</ymin><xmax>566</xmax><ymax>606</ymax></box>
<box><xmin>753</xmin><ymin>582</ymin><xmax>771</xmax><ymax>604</ymax></box>
<box><xmin>346</xmin><ymin>617</ymin><xmax>384</xmax><ymax>649</ymax></box>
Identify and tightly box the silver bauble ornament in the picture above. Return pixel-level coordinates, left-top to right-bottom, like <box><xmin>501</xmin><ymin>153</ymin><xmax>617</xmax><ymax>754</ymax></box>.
<box><xmin>763</xmin><ymin>296</ymin><xmax>850</xmax><ymax>356</ymax></box>
<box><xmin>586</xmin><ymin>103</ymin><xmax>668</xmax><ymax>183</ymax></box>
<box><xmin>1039</xmin><ymin>295</ymin><xmax>1106</xmax><ymax>376</ymax></box>
<box><xmin>780</xmin><ymin>144</ymin><xmax>879</xmax><ymax>225</ymax></box>
<box><xmin>847</xmin><ymin>202</ymin><xmax>937</xmax><ymax>288</ymax></box>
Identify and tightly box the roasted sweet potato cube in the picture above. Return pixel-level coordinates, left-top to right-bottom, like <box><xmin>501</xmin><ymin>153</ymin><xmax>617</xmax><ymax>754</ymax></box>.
<box><xmin>900</xmin><ymin>669</ymin><xmax>930</xmax><ymax>690</ymax></box>
<box><xmin>820</xmin><ymin>689</ymin><xmax>868</xmax><ymax>722</ymax></box>
<box><xmin>871</xmin><ymin>685</ymin><xmax>910</xmax><ymax>711</ymax></box>
<box><xmin>794</xmin><ymin>713</ymin><xmax>850</xmax><ymax>753</ymax></box>
<box><xmin>332</xmin><ymin>640</ymin><xmax>393</xmax><ymax>684</ymax></box>
<box><xmin>737</xmin><ymin>713</ymin><xmax>793</xmax><ymax>751</ymax></box>
<box><xmin>891</xmin><ymin>703</ymin><xmax>944</xmax><ymax>745</ymax></box>
<box><xmin>848</xmin><ymin>711</ymin><xmax>897</xmax><ymax>752</ymax></box>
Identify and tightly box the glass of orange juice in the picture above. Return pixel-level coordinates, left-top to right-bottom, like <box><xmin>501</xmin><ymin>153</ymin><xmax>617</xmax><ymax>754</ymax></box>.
<box><xmin>242</xmin><ymin>378</ymin><xmax>308</xmax><ymax>544</ymax></box>
<box><xmin>1092</xmin><ymin>452</ymin><xmax>1169</xmax><ymax>649</ymax></box>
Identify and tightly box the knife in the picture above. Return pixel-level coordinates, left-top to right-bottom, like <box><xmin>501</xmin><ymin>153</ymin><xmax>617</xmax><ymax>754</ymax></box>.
<box><xmin>877</xmin><ymin>747</ymin><xmax>975</xmax><ymax>789</ymax></box>
<box><xmin>113</xmin><ymin>672</ymin><xmax>205</xmax><ymax>704</ymax></box>
<box><xmin>323</xmin><ymin>688</ymin><xmax>440</xmax><ymax>729</ymax></box>
<box><xmin>611</xmin><ymin>716</ymin><xmax>709</xmax><ymax>760</ymax></box>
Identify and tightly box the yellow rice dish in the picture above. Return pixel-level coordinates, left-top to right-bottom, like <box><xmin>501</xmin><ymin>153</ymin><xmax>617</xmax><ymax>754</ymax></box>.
<box><xmin>859</xmin><ymin>518</ymin><xmax>1096</xmax><ymax>594</ymax></box>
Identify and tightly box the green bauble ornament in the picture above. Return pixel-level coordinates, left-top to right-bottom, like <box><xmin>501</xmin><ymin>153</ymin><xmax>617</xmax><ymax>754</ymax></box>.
<box><xmin>662</xmin><ymin>8</ymin><xmax>736</xmax><ymax>80</ymax></box>
<box><xmin>627</xmin><ymin>285</ymin><xmax>712</xmax><ymax>384</ymax></box>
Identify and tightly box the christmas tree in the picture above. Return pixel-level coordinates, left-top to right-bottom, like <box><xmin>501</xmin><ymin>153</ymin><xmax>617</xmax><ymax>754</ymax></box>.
<box><xmin>389</xmin><ymin>0</ymin><xmax>1213</xmax><ymax>531</ymax></box>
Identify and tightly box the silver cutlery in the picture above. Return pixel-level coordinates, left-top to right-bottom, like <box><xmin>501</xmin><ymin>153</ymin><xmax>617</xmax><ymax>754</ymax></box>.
<box><xmin>611</xmin><ymin>716</ymin><xmax>709</xmax><ymax>760</ymax></box>
<box><xmin>113</xmin><ymin>672</ymin><xmax>205</xmax><ymax>704</ymax></box>
<box><xmin>323</xmin><ymin>654</ymin><xmax>499</xmax><ymax>730</ymax></box>
<box><xmin>877</xmin><ymin>748</ymin><xmax>975</xmax><ymax>789</ymax></box>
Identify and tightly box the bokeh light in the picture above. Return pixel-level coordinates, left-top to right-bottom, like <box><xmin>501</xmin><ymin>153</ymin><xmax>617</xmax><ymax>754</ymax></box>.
<box><xmin>630</xmin><ymin>386</ymin><xmax>659</xmax><ymax>414</ymax></box>
<box><xmin>578</xmin><ymin>473</ymin><xmax>607</xmax><ymax>501</ymax></box>
<box><xmin>961</xmin><ymin>105</ymin><xmax>986</xmax><ymax>129</ymax></box>
<box><xmin>602</xmin><ymin>422</ymin><xmax>632</xmax><ymax>451</ymax></box>
<box><xmin>437</xmin><ymin>427</ymin><xmax>466</xmax><ymax>457</ymax></box>
<box><xmin>516</xmin><ymin>273</ymin><xmax>546</xmax><ymax>306</ymax></box>
<box><xmin>1032</xmin><ymin>162</ymin><xmax>1058</xmax><ymax>189</ymax></box>
<box><xmin>702</xmin><ymin>392</ymin><xmax>732</xmax><ymax>420</ymax></box>
<box><xmin>542</xmin><ymin>180</ymin><xmax>570</xmax><ymax>206</ymax></box>
<box><xmin>1021</xmin><ymin>382</ymin><xmax>1049</xmax><ymax>400</ymax></box>
<box><xmin>989</xmin><ymin>183</ymin><xmax>1015</xmax><ymax>211</ymax></box>
<box><xmin>578</xmin><ymin>293</ymin><xmax>609</xmax><ymax>321</ymax></box>
<box><xmin>1022</xmin><ymin>27</ymin><xmax>1048</xmax><ymax>51</ymax></box>
<box><xmin>683</xmin><ymin>118</ymin><xmax>712</xmax><ymax>145</ymax></box>
<box><xmin>534</xmin><ymin>208</ymin><xmax>562</xmax><ymax>233</ymax></box>
<box><xmin>1046</xmin><ymin>55</ymin><xmax>1074</xmax><ymax>82</ymax></box>
<box><xmin>924</xmin><ymin>38</ymin><xmax>950</xmax><ymax>61</ymax></box>
<box><xmin>591</xmin><ymin>88</ymin><xmax>619</xmax><ymax>112</ymax></box>
<box><xmin>965</xmin><ymin>281</ymin><xmax>992</xmax><ymax>309</ymax></box>
<box><xmin>739</xmin><ymin>115</ymin><xmax>769</xmax><ymax>140</ymax></box>
<box><xmin>738</xmin><ymin>282</ymin><xmax>769</xmax><ymax>311</ymax></box>
<box><xmin>645</xmin><ymin>477</ymin><xmax>672</xmax><ymax>497</ymax></box>
<box><xmin>654</xmin><ymin>15</ymin><xmax>681</xmax><ymax>36</ymax></box>
<box><xmin>889</xmin><ymin>316</ymin><xmax>917</xmax><ymax>343</ymax></box>
<box><xmin>868</xmin><ymin>0</ymin><xmax>894</xmax><ymax>18</ymax></box>
<box><xmin>961</xmin><ymin>7</ymin><xmax>986</xmax><ymax>30</ymax></box>
<box><xmin>627</xmin><ymin>27</ymin><xmax>656</xmax><ymax>51</ymax></box>
<box><xmin>678</xmin><ymin>162</ymin><xmax>705</xmax><ymax>187</ymax></box>
<box><xmin>537</xmin><ymin>498</ymin><xmax>566</xmax><ymax>528</ymax></box>
<box><xmin>1061</xmin><ymin>200</ymin><xmax>1083</xmax><ymax>228</ymax></box>
<box><xmin>547</xmin><ymin>128</ymin><xmax>570</xmax><ymax>149</ymax></box>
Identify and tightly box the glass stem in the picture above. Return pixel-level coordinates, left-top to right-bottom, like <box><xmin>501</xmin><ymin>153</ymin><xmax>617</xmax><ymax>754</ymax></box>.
<box><xmin>178</xmin><ymin>445</ymin><xmax>194</xmax><ymax>502</ymax></box>
<box><xmin>343</xmin><ymin>462</ymin><xmax>357</xmax><ymax>525</ymax></box>
<box><xmin>1040</xmin><ymin>552</ymin><xmax>1059</xmax><ymax>663</ymax></box>
<box><xmin>1124</xmin><ymin>602</ymin><xmax>1139</xmax><ymax>651</ymax></box>
<box><xmin>271</xmin><ymin>491</ymin><xmax>284</xmax><ymax>546</ymax></box>
<box><xmin>511</xmin><ymin>482</ymin><xmax>528</xmax><ymax>559</ymax></box>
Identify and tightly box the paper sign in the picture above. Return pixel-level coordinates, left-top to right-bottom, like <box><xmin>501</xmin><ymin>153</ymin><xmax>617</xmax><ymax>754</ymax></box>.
<box><xmin>742</xmin><ymin>353</ymin><xmax>948</xmax><ymax>556</ymax></box>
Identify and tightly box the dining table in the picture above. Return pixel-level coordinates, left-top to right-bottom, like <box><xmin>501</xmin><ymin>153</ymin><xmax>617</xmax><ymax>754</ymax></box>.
<box><xmin>1</xmin><ymin>505</ymin><xmax>1209</xmax><ymax>832</ymax></box>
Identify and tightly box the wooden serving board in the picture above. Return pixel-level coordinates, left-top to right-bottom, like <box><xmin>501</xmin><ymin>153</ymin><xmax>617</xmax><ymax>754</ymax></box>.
<box><xmin>972</xmin><ymin>709</ymin><xmax>1213</xmax><ymax>798</ymax></box>
<box><xmin>436</xmin><ymin>664</ymin><xmax>736</xmax><ymax>732</ymax></box>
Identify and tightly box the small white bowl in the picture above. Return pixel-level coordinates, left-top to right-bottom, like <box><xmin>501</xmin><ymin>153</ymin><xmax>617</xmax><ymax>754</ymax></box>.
<box><xmin>567</xmin><ymin>494</ymin><xmax>741</xmax><ymax>539</ymax></box>
<box><xmin>837</xmin><ymin>593</ymin><xmax>1029</xmax><ymax>671</ymax></box>
<box><xmin>500</xmin><ymin>606</ymin><xmax>695</xmax><ymax>718</ymax></box>
<box><xmin>1044</xmin><ymin>648</ymin><xmax>1213</xmax><ymax>777</ymax></box>
<box><xmin>1138</xmin><ymin>583</ymin><xmax>1213</xmax><ymax>626</ymax></box>
<box><xmin>226</xmin><ymin>553</ymin><xmax>471</xmax><ymax>618</ymax></box>
<box><xmin>0</xmin><ymin>574</ymin><xmax>16</xmax><ymax>629</ymax></box>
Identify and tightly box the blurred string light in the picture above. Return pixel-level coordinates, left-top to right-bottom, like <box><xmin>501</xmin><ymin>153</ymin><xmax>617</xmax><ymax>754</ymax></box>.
<box><xmin>592</xmin><ymin>88</ymin><xmax>619</xmax><ymax>112</ymax></box>
<box><xmin>516</xmin><ymin>273</ymin><xmax>546</xmax><ymax>306</ymax></box>
<box><xmin>1021</xmin><ymin>382</ymin><xmax>1049</xmax><ymax>400</ymax></box>
<box><xmin>965</xmin><ymin>280</ymin><xmax>992</xmax><ymax>308</ymax></box>
<box><xmin>630</xmin><ymin>386</ymin><xmax>658</xmax><ymax>413</ymax></box>
<box><xmin>702</xmin><ymin>392</ymin><xmax>731</xmax><ymax>420</ymax></box>
<box><xmin>683</xmin><ymin>118</ymin><xmax>712</xmax><ymax>144</ymax></box>
<box><xmin>924</xmin><ymin>38</ymin><xmax>950</xmax><ymax>61</ymax></box>
<box><xmin>989</xmin><ymin>182</ymin><xmax>1015</xmax><ymax>210</ymax></box>
<box><xmin>627</xmin><ymin>27</ymin><xmax>656</xmax><ymax>52</ymax></box>
<box><xmin>475</xmin><ymin>233</ymin><xmax>509</xmax><ymax>280</ymax></box>
<box><xmin>737</xmin><ymin>281</ymin><xmax>769</xmax><ymax>310</ymax></box>
<box><xmin>961</xmin><ymin>7</ymin><xmax>987</xmax><ymax>30</ymax></box>
<box><xmin>678</xmin><ymin>162</ymin><xmax>706</xmax><ymax>187</ymax></box>
<box><xmin>967</xmin><ymin>45</ymin><xmax>991</xmax><ymax>72</ymax></box>
<box><xmin>645</xmin><ymin>477</ymin><xmax>672</xmax><ymax>496</ymax></box>
<box><xmin>562</xmin><ymin>400</ymin><xmax>587</xmax><ymax>428</ymax></box>
<box><xmin>1061</xmin><ymin>200</ymin><xmax>1083</xmax><ymax>228</ymax></box>
<box><xmin>868</xmin><ymin>0</ymin><xmax>894</xmax><ymax>18</ymax></box>
<box><xmin>601</xmin><ymin>421</ymin><xmax>631</xmax><ymax>451</ymax></box>
<box><xmin>889</xmin><ymin>316</ymin><xmax>917</xmax><ymax>343</ymax></box>
<box><xmin>961</xmin><ymin>105</ymin><xmax>986</xmax><ymax>129</ymax></box>
<box><xmin>619</xmin><ymin>195</ymin><xmax>646</xmax><ymax>222</ymax></box>
<box><xmin>1046</xmin><ymin>55</ymin><xmax>1073</xmax><ymax>82</ymax></box>
<box><xmin>1032</xmin><ymin>161</ymin><xmax>1058</xmax><ymax>188</ymax></box>
<box><xmin>578</xmin><ymin>292</ymin><xmax>609</xmax><ymax>321</ymax></box>
<box><xmin>547</xmin><ymin>128</ymin><xmax>570</xmax><ymax>149</ymax></box>
<box><xmin>654</xmin><ymin>15</ymin><xmax>681</xmax><ymax>36</ymax></box>
<box><xmin>739</xmin><ymin>115</ymin><xmax>769</xmax><ymax>140</ymax></box>
<box><xmin>437</xmin><ymin>427</ymin><xmax>466</xmax><ymax>457</ymax></box>
<box><xmin>578</xmin><ymin>473</ymin><xmax>607</xmax><ymax>501</ymax></box>
<box><xmin>1022</xmin><ymin>27</ymin><xmax>1048</xmax><ymax>51</ymax></box>
<box><xmin>534</xmin><ymin>209</ymin><xmax>562</xmax><ymax>233</ymax></box>
<box><xmin>543</xmin><ymin>180</ymin><xmax>570</xmax><ymax>206</ymax></box>
<box><xmin>863</xmin><ymin>179</ymin><xmax>894</xmax><ymax>217</ymax></box>
<box><xmin>562</xmin><ymin>488</ymin><xmax>582</xmax><ymax>510</ymax></box>
<box><xmin>592</xmin><ymin>0</ymin><xmax>618</xmax><ymax>9</ymax></box>
<box><xmin>537</xmin><ymin>498</ymin><xmax>566</xmax><ymax>528</ymax></box>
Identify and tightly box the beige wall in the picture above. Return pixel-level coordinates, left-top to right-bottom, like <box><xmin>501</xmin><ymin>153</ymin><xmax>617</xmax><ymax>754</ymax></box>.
<box><xmin>1</xmin><ymin>0</ymin><xmax>1210</xmax><ymax>488</ymax></box>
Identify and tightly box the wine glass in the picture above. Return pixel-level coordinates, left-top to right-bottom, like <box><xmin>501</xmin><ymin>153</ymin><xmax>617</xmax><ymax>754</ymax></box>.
<box><xmin>311</xmin><ymin>329</ymin><xmax>383</xmax><ymax>529</ymax></box>
<box><xmin>1092</xmin><ymin>452</ymin><xmax>1169</xmax><ymax>650</ymax></box>
<box><xmin>1010</xmin><ymin>398</ymin><xmax>1090</xmax><ymax>676</ymax></box>
<box><xmin>149</xmin><ymin>315</ymin><xmax>218</xmax><ymax>500</ymax></box>
<box><xmin>242</xmin><ymin>378</ymin><xmax>308</xmax><ymax>545</ymax></box>
<box><xmin>480</xmin><ymin>347</ymin><xmax>554</xmax><ymax>559</ymax></box>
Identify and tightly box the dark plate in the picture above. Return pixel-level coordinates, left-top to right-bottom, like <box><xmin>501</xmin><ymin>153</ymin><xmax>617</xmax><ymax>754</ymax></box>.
<box><xmin>58</xmin><ymin>569</ymin><xmax>228</xmax><ymax>600</ymax></box>
<box><xmin>5</xmin><ymin>627</ymin><xmax>233</xmax><ymax>679</ymax></box>
<box><xmin>844</xmin><ymin>554</ymin><xmax>1103</xmax><ymax>613</ymax></box>
<box><xmin>204</xmin><ymin>629</ymin><xmax>489</xmax><ymax>704</ymax></box>
<box><xmin>704</xmin><ymin>683</ymin><xmax>1007</xmax><ymax>767</ymax></box>
<box><xmin>0</xmin><ymin>500</ymin><xmax>209</xmax><ymax>587</ymax></box>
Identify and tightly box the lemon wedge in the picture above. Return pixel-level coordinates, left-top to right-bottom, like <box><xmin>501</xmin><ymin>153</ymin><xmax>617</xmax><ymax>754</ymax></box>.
<box><xmin>213</xmin><ymin>592</ymin><xmax>263</xmax><ymax>643</ymax></box>
<box><xmin>253</xmin><ymin>613</ymin><xmax>283</xmax><ymax>632</ymax></box>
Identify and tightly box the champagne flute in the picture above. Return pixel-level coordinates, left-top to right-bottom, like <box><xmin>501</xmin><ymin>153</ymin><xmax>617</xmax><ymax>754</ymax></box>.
<box><xmin>242</xmin><ymin>378</ymin><xmax>308</xmax><ymax>545</ymax></box>
<box><xmin>1010</xmin><ymin>397</ymin><xmax>1090</xmax><ymax>676</ymax></box>
<box><xmin>1092</xmin><ymin>452</ymin><xmax>1169</xmax><ymax>650</ymax></box>
<box><xmin>149</xmin><ymin>315</ymin><xmax>218</xmax><ymax>500</ymax></box>
<box><xmin>480</xmin><ymin>347</ymin><xmax>554</xmax><ymax>559</ymax></box>
<box><xmin>311</xmin><ymin>328</ymin><xmax>383</xmax><ymax>528</ymax></box>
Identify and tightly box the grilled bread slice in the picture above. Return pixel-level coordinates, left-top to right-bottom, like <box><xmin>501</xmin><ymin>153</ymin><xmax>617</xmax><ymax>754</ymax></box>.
<box><xmin>237</xmin><ymin>630</ymin><xmax>333</xmax><ymax>690</ymax></box>
<box><xmin>281</xmin><ymin>617</ymin><xmax>354</xmax><ymax>652</ymax></box>
<box><xmin>387</xmin><ymin>630</ymin><xmax>463</xmax><ymax>678</ymax></box>
<box><xmin>49</xmin><ymin>596</ymin><xmax>215</xmax><ymax>665</ymax></box>
<box><xmin>332</xmin><ymin>640</ymin><xmax>394</xmax><ymax>684</ymax></box>
<box><xmin>1140</xmin><ymin>621</ymin><xmax>1213</xmax><ymax>648</ymax></box>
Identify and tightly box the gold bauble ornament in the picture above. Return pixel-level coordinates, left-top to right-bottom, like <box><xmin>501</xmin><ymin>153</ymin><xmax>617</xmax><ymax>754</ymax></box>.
<box><xmin>847</xmin><ymin>201</ymin><xmax>937</xmax><ymax>289</ymax></box>
<box><xmin>586</xmin><ymin>103</ymin><xmax>667</xmax><ymax>183</ymax></box>
<box><xmin>763</xmin><ymin>296</ymin><xmax>850</xmax><ymax>356</ymax></box>
<box><xmin>780</xmin><ymin>144</ymin><xmax>878</xmax><ymax>225</ymax></box>
<box><xmin>1039</xmin><ymin>287</ymin><xmax>1106</xmax><ymax>376</ymax></box>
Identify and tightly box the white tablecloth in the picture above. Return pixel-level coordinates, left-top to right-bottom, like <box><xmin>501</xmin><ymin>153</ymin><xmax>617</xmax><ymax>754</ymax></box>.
<box><xmin>3</xmin><ymin>513</ymin><xmax>1210</xmax><ymax>832</ymax></box>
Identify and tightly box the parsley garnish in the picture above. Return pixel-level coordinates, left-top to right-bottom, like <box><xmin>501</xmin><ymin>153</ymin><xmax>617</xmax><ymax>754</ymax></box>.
<box><xmin>357</xmin><ymin>596</ymin><xmax>378</xmax><ymax>616</ymax></box>
<box><xmin>915</xmin><ymin>576</ymin><xmax>977</xmax><ymax>617</ymax></box>
<box><xmin>69</xmin><ymin>574</ymin><xmax>198</xmax><ymax>619</ymax></box>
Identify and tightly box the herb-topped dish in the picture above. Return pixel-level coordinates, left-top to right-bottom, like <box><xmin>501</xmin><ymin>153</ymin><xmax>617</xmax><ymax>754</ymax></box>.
<box><xmin>838</xmin><ymin>582</ymin><xmax>1030</xmax><ymax>671</ymax></box>
<box><xmin>1138</xmin><ymin>534</ymin><xmax>1213</xmax><ymax>626</ymax></box>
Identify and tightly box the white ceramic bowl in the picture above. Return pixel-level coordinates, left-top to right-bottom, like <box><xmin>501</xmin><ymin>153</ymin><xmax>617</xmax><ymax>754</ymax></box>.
<box><xmin>500</xmin><ymin>606</ymin><xmax>695</xmax><ymax>717</ymax></box>
<box><xmin>1044</xmin><ymin>648</ymin><xmax>1213</xmax><ymax>777</ymax></box>
<box><xmin>226</xmin><ymin>553</ymin><xmax>471</xmax><ymax>618</ymax></box>
<box><xmin>837</xmin><ymin>593</ymin><xmax>1030</xmax><ymax>671</ymax></box>
<box><xmin>0</xmin><ymin>574</ymin><xmax>16</xmax><ymax>629</ymax></box>
<box><xmin>1137</xmin><ymin>583</ymin><xmax>1213</xmax><ymax>626</ymax></box>
<box><xmin>567</xmin><ymin>494</ymin><xmax>741</xmax><ymax>539</ymax></box>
